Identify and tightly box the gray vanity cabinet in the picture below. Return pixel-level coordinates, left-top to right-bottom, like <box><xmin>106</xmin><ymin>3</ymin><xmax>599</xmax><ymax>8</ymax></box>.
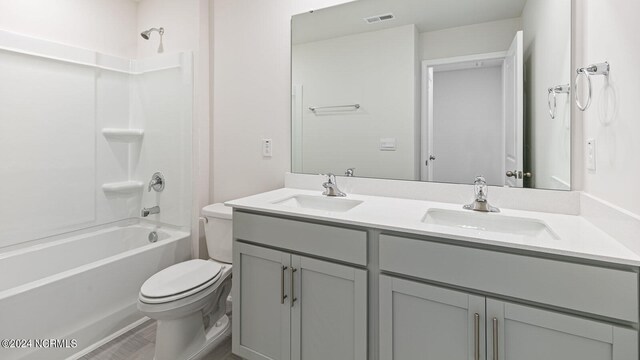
<box><xmin>379</xmin><ymin>234</ymin><xmax>639</xmax><ymax>360</ymax></box>
<box><xmin>233</xmin><ymin>242</ymin><xmax>291</xmax><ymax>360</ymax></box>
<box><xmin>380</xmin><ymin>275</ymin><xmax>638</xmax><ymax>360</ymax></box>
<box><xmin>233</xmin><ymin>241</ymin><xmax>367</xmax><ymax>360</ymax></box>
<box><xmin>232</xmin><ymin>210</ymin><xmax>639</xmax><ymax>360</ymax></box>
<box><xmin>486</xmin><ymin>299</ymin><xmax>637</xmax><ymax>360</ymax></box>
<box><xmin>379</xmin><ymin>275</ymin><xmax>486</xmax><ymax>360</ymax></box>
<box><xmin>291</xmin><ymin>255</ymin><xmax>367</xmax><ymax>360</ymax></box>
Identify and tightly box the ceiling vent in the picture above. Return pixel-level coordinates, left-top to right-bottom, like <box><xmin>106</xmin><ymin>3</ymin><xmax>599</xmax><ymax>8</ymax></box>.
<box><xmin>363</xmin><ymin>13</ymin><xmax>395</xmax><ymax>24</ymax></box>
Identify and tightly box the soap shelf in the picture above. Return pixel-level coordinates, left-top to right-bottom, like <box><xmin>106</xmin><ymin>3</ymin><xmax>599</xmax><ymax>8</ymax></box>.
<box><xmin>102</xmin><ymin>128</ymin><xmax>144</xmax><ymax>142</ymax></box>
<box><xmin>102</xmin><ymin>181</ymin><xmax>144</xmax><ymax>194</ymax></box>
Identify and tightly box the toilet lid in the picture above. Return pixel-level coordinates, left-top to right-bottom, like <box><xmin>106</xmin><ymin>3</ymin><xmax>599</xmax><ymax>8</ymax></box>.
<box><xmin>141</xmin><ymin>259</ymin><xmax>222</xmax><ymax>298</ymax></box>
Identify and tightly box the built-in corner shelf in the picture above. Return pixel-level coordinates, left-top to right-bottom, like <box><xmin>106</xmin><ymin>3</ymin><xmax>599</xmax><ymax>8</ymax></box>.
<box><xmin>102</xmin><ymin>128</ymin><xmax>144</xmax><ymax>142</ymax></box>
<box><xmin>102</xmin><ymin>181</ymin><xmax>144</xmax><ymax>194</ymax></box>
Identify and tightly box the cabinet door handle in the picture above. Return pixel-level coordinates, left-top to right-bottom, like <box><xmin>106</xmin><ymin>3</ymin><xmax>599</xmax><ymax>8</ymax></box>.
<box><xmin>280</xmin><ymin>266</ymin><xmax>288</xmax><ymax>304</ymax></box>
<box><xmin>290</xmin><ymin>267</ymin><xmax>298</xmax><ymax>307</ymax></box>
<box><xmin>492</xmin><ymin>317</ymin><xmax>499</xmax><ymax>360</ymax></box>
<box><xmin>474</xmin><ymin>313</ymin><xmax>480</xmax><ymax>360</ymax></box>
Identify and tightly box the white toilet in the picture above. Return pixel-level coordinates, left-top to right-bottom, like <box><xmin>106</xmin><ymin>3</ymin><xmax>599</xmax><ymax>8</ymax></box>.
<box><xmin>138</xmin><ymin>203</ymin><xmax>233</xmax><ymax>360</ymax></box>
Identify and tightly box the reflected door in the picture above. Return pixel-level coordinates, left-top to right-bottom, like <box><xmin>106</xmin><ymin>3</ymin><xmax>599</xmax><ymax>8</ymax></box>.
<box><xmin>504</xmin><ymin>31</ymin><xmax>524</xmax><ymax>188</ymax></box>
<box><xmin>425</xmin><ymin>57</ymin><xmax>506</xmax><ymax>186</ymax></box>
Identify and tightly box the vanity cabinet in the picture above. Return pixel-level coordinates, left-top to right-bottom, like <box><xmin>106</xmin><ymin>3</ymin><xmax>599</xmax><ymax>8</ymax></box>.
<box><xmin>230</xmin><ymin>208</ymin><xmax>639</xmax><ymax>360</ymax></box>
<box><xmin>233</xmin><ymin>241</ymin><xmax>367</xmax><ymax>360</ymax></box>
<box><xmin>380</xmin><ymin>275</ymin><xmax>637</xmax><ymax>360</ymax></box>
<box><xmin>379</xmin><ymin>233</ymin><xmax>639</xmax><ymax>360</ymax></box>
<box><xmin>233</xmin><ymin>243</ymin><xmax>291</xmax><ymax>360</ymax></box>
<box><xmin>486</xmin><ymin>299</ymin><xmax>637</xmax><ymax>360</ymax></box>
<box><xmin>379</xmin><ymin>275</ymin><xmax>485</xmax><ymax>359</ymax></box>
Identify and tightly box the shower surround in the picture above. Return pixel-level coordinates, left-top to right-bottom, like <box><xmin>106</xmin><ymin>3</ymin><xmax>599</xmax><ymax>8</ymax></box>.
<box><xmin>0</xmin><ymin>30</ymin><xmax>193</xmax><ymax>359</ymax></box>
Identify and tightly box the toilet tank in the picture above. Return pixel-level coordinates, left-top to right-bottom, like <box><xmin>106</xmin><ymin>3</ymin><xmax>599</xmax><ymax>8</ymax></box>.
<box><xmin>201</xmin><ymin>203</ymin><xmax>233</xmax><ymax>263</ymax></box>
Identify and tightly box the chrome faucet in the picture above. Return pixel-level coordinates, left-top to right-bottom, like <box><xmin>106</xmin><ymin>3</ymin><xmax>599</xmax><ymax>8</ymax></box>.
<box><xmin>345</xmin><ymin>168</ymin><xmax>356</xmax><ymax>177</ymax></box>
<box><xmin>141</xmin><ymin>206</ymin><xmax>160</xmax><ymax>217</ymax></box>
<box><xmin>321</xmin><ymin>173</ymin><xmax>346</xmax><ymax>197</ymax></box>
<box><xmin>463</xmin><ymin>176</ymin><xmax>500</xmax><ymax>213</ymax></box>
<box><xmin>148</xmin><ymin>172</ymin><xmax>165</xmax><ymax>192</ymax></box>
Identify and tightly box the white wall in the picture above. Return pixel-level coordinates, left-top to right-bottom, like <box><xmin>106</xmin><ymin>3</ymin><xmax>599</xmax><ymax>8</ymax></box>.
<box><xmin>211</xmin><ymin>0</ymin><xmax>355</xmax><ymax>204</ymax></box>
<box><xmin>291</xmin><ymin>0</ymin><xmax>356</xmax><ymax>14</ymax></box>
<box><xmin>292</xmin><ymin>25</ymin><xmax>419</xmax><ymax>180</ymax></box>
<box><xmin>0</xmin><ymin>0</ymin><xmax>138</xmax><ymax>58</ymax></box>
<box><xmin>420</xmin><ymin>18</ymin><xmax>522</xmax><ymax>61</ymax></box>
<box><xmin>578</xmin><ymin>0</ymin><xmax>640</xmax><ymax>216</ymax></box>
<box><xmin>522</xmin><ymin>0</ymin><xmax>571</xmax><ymax>190</ymax></box>
<box><xmin>211</xmin><ymin>0</ymin><xmax>291</xmax><ymax>203</ymax></box>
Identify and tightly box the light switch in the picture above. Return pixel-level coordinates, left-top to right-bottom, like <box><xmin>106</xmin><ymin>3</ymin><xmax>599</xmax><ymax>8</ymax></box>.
<box><xmin>379</xmin><ymin>138</ymin><xmax>397</xmax><ymax>151</ymax></box>
<box><xmin>586</xmin><ymin>139</ymin><xmax>596</xmax><ymax>171</ymax></box>
<box><xmin>262</xmin><ymin>139</ymin><xmax>273</xmax><ymax>157</ymax></box>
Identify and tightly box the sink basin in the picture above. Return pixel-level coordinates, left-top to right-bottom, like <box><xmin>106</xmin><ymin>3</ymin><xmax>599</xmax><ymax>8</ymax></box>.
<box><xmin>273</xmin><ymin>195</ymin><xmax>363</xmax><ymax>213</ymax></box>
<box><xmin>423</xmin><ymin>209</ymin><xmax>559</xmax><ymax>241</ymax></box>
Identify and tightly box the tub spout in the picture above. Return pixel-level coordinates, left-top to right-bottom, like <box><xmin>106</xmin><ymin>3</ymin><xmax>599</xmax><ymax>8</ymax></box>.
<box><xmin>141</xmin><ymin>206</ymin><xmax>160</xmax><ymax>217</ymax></box>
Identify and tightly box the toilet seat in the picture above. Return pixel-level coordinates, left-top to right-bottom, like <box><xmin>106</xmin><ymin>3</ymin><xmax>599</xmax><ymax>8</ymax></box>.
<box><xmin>140</xmin><ymin>259</ymin><xmax>224</xmax><ymax>304</ymax></box>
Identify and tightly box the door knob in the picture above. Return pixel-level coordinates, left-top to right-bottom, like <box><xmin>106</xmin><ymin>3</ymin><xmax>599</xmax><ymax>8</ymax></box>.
<box><xmin>425</xmin><ymin>155</ymin><xmax>436</xmax><ymax>166</ymax></box>
<box><xmin>506</xmin><ymin>171</ymin><xmax>532</xmax><ymax>179</ymax></box>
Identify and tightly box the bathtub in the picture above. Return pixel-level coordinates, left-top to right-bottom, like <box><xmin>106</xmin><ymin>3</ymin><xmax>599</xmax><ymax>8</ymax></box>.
<box><xmin>0</xmin><ymin>220</ymin><xmax>191</xmax><ymax>360</ymax></box>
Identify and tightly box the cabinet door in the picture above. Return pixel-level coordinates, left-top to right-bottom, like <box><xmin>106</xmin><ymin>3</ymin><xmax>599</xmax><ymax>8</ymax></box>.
<box><xmin>291</xmin><ymin>255</ymin><xmax>367</xmax><ymax>360</ymax></box>
<box><xmin>486</xmin><ymin>299</ymin><xmax>638</xmax><ymax>360</ymax></box>
<box><xmin>233</xmin><ymin>242</ymin><xmax>291</xmax><ymax>360</ymax></box>
<box><xmin>379</xmin><ymin>275</ymin><xmax>486</xmax><ymax>360</ymax></box>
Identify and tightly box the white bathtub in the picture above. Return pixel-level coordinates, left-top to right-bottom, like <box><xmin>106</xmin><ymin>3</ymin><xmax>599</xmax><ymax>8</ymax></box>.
<box><xmin>0</xmin><ymin>220</ymin><xmax>191</xmax><ymax>360</ymax></box>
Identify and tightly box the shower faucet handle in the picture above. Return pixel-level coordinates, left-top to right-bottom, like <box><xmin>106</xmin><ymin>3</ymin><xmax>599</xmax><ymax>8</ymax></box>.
<box><xmin>148</xmin><ymin>172</ymin><xmax>165</xmax><ymax>192</ymax></box>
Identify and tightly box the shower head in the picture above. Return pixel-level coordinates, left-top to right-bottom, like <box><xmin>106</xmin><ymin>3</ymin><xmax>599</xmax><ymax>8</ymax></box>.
<box><xmin>140</xmin><ymin>27</ymin><xmax>165</xmax><ymax>53</ymax></box>
<box><xmin>140</xmin><ymin>27</ymin><xmax>164</xmax><ymax>40</ymax></box>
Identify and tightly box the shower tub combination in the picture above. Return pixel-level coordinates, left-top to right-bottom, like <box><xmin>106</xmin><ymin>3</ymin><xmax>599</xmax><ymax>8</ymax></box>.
<box><xmin>0</xmin><ymin>220</ymin><xmax>191</xmax><ymax>360</ymax></box>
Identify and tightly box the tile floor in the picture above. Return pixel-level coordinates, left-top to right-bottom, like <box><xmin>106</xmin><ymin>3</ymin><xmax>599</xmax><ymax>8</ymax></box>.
<box><xmin>80</xmin><ymin>318</ymin><xmax>240</xmax><ymax>360</ymax></box>
<box><xmin>79</xmin><ymin>296</ymin><xmax>241</xmax><ymax>360</ymax></box>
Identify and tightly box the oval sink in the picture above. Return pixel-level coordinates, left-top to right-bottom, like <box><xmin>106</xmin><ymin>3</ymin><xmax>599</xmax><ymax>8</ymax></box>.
<box><xmin>423</xmin><ymin>208</ymin><xmax>560</xmax><ymax>241</ymax></box>
<box><xmin>273</xmin><ymin>194</ymin><xmax>363</xmax><ymax>213</ymax></box>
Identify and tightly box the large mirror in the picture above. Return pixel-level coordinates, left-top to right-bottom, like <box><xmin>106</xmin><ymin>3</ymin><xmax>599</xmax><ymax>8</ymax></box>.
<box><xmin>291</xmin><ymin>0</ymin><xmax>572</xmax><ymax>190</ymax></box>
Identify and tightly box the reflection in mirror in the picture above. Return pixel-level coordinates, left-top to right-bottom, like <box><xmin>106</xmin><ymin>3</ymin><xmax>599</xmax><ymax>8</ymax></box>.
<box><xmin>291</xmin><ymin>0</ymin><xmax>571</xmax><ymax>190</ymax></box>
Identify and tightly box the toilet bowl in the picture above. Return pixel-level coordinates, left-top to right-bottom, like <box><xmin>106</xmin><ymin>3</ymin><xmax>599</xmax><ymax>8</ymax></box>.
<box><xmin>138</xmin><ymin>203</ymin><xmax>233</xmax><ymax>360</ymax></box>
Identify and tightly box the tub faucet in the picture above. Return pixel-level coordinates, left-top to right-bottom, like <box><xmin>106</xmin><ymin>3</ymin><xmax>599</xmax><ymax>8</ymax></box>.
<box><xmin>463</xmin><ymin>176</ymin><xmax>500</xmax><ymax>213</ymax></box>
<box><xmin>321</xmin><ymin>173</ymin><xmax>346</xmax><ymax>197</ymax></box>
<box><xmin>141</xmin><ymin>206</ymin><xmax>160</xmax><ymax>217</ymax></box>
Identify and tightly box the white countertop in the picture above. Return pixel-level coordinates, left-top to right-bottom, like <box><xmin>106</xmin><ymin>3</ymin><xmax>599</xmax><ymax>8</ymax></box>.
<box><xmin>226</xmin><ymin>188</ymin><xmax>640</xmax><ymax>267</ymax></box>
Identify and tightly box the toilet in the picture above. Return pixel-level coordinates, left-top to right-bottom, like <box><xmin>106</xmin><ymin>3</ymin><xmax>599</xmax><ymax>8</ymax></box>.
<box><xmin>138</xmin><ymin>203</ymin><xmax>233</xmax><ymax>360</ymax></box>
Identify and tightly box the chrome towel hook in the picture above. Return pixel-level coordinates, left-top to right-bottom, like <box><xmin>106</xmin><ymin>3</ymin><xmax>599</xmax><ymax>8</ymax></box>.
<box><xmin>547</xmin><ymin>84</ymin><xmax>570</xmax><ymax>119</ymax></box>
<box><xmin>575</xmin><ymin>62</ymin><xmax>610</xmax><ymax>111</ymax></box>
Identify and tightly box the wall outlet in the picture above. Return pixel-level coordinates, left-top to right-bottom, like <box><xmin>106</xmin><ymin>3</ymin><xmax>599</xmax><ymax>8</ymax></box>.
<box><xmin>262</xmin><ymin>139</ymin><xmax>273</xmax><ymax>157</ymax></box>
<box><xmin>586</xmin><ymin>138</ymin><xmax>596</xmax><ymax>171</ymax></box>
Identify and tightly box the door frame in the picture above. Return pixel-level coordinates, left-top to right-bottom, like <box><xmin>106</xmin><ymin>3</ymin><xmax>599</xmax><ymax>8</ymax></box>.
<box><xmin>291</xmin><ymin>84</ymin><xmax>304</xmax><ymax>173</ymax></box>
<box><xmin>420</xmin><ymin>51</ymin><xmax>508</xmax><ymax>181</ymax></box>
